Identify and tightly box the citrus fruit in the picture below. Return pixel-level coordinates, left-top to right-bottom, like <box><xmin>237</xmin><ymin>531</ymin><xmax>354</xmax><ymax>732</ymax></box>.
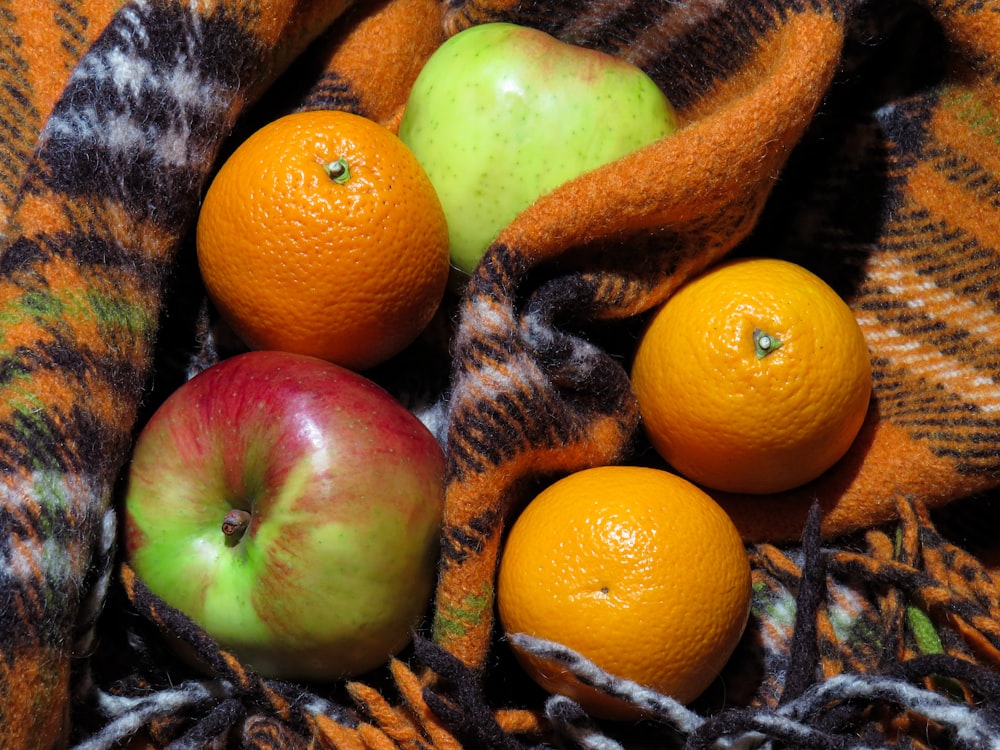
<box><xmin>631</xmin><ymin>257</ymin><xmax>872</xmax><ymax>495</ymax></box>
<box><xmin>196</xmin><ymin>110</ymin><xmax>450</xmax><ymax>371</ymax></box>
<box><xmin>496</xmin><ymin>465</ymin><xmax>751</xmax><ymax>719</ymax></box>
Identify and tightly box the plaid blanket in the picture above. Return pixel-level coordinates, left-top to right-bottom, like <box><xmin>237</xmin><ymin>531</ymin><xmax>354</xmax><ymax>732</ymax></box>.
<box><xmin>2</xmin><ymin>0</ymin><xmax>999</xmax><ymax>747</ymax></box>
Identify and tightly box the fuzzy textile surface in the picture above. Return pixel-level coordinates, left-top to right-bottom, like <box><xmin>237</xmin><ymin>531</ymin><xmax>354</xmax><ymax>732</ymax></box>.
<box><xmin>2</xmin><ymin>0</ymin><xmax>1000</xmax><ymax>748</ymax></box>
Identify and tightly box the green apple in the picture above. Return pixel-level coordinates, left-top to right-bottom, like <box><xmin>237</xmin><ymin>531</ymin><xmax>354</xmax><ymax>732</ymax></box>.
<box><xmin>398</xmin><ymin>22</ymin><xmax>679</xmax><ymax>278</ymax></box>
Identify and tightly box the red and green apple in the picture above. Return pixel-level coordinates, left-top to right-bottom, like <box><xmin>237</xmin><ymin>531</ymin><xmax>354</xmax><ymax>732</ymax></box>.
<box><xmin>398</xmin><ymin>22</ymin><xmax>679</xmax><ymax>279</ymax></box>
<box><xmin>123</xmin><ymin>350</ymin><xmax>445</xmax><ymax>680</ymax></box>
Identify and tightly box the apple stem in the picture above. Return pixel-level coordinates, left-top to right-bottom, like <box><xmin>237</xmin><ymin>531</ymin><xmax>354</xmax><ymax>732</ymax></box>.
<box><xmin>222</xmin><ymin>509</ymin><xmax>252</xmax><ymax>542</ymax></box>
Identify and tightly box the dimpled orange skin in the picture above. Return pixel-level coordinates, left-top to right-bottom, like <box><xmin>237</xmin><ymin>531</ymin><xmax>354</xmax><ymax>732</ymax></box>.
<box><xmin>496</xmin><ymin>465</ymin><xmax>752</xmax><ymax>720</ymax></box>
<box><xmin>196</xmin><ymin>110</ymin><xmax>450</xmax><ymax>371</ymax></box>
<box><xmin>631</xmin><ymin>257</ymin><xmax>873</xmax><ymax>495</ymax></box>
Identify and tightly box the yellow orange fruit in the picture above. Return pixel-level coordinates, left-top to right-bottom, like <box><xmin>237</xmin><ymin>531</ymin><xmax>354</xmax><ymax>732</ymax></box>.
<box><xmin>631</xmin><ymin>257</ymin><xmax>872</xmax><ymax>495</ymax></box>
<box><xmin>196</xmin><ymin>110</ymin><xmax>450</xmax><ymax>371</ymax></box>
<box><xmin>496</xmin><ymin>465</ymin><xmax>751</xmax><ymax>719</ymax></box>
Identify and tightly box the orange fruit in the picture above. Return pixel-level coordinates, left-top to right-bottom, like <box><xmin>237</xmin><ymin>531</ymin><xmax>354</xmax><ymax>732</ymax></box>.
<box><xmin>631</xmin><ymin>257</ymin><xmax>872</xmax><ymax>495</ymax></box>
<box><xmin>496</xmin><ymin>465</ymin><xmax>751</xmax><ymax>719</ymax></box>
<box><xmin>196</xmin><ymin>110</ymin><xmax>450</xmax><ymax>371</ymax></box>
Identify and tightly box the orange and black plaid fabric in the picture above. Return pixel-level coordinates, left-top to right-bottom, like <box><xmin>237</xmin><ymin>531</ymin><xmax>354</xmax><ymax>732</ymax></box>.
<box><xmin>0</xmin><ymin>1</ymin><xmax>358</xmax><ymax>745</ymax></box>
<box><xmin>1</xmin><ymin>0</ymin><xmax>998</xmax><ymax>748</ymax></box>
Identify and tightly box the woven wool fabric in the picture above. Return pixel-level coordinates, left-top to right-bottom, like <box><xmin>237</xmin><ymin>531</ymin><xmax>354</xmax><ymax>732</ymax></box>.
<box><xmin>1</xmin><ymin>0</ymin><xmax>999</xmax><ymax>748</ymax></box>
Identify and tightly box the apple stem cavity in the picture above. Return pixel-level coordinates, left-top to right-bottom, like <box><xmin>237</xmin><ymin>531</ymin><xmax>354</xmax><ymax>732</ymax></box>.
<box><xmin>753</xmin><ymin>328</ymin><xmax>783</xmax><ymax>359</ymax></box>
<box><xmin>222</xmin><ymin>508</ymin><xmax>252</xmax><ymax>543</ymax></box>
<box><xmin>323</xmin><ymin>158</ymin><xmax>351</xmax><ymax>184</ymax></box>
